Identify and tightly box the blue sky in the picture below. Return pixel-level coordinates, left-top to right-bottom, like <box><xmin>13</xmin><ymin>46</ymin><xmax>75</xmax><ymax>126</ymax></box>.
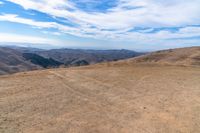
<box><xmin>0</xmin><ymin>0</ymin><xmax>200</xmax><ymax>51</ymax></box>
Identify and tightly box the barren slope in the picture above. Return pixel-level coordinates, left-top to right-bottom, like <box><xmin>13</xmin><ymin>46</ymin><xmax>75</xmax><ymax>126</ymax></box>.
<box><xmin>0</xmin><ymin>47</ymin><xmax>200</xmax><ymax>133</ymax></box>
<box><xmin>0</xmin><ymin>64</ymin><xmax>200</xmax><ymax>133</ymax></box>
<box><xmin>126</xmin><ymin>47</ymin><xmax>200</xmax><ymax>66</ymax></box>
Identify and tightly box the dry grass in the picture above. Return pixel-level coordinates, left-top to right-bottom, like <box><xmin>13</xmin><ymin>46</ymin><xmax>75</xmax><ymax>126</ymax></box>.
<box><xmin>127</xmin><ymin>47</ymin><xmax>200</xmax><ymax>67</ymax></box>
<box><xmin>0</xmin><ymin>63</ymin><xmax>200</xmax><ymax>133</ymax></box>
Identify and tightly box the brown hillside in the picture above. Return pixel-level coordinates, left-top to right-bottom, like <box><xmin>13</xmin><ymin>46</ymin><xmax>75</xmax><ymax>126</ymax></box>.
<box><xmin>126</xmin><ymin>47</ymin><xmax>200</xmax><ymax>66</ymax></box>
<box><xmin>0</xmin><ymin>47</ymin><xmax>41</xmax><ymax>75</ymax></box>
<box><xmin>0</xmin><ymin>47</ymin><xmax>200</xmax><ymax>133</ymax></box>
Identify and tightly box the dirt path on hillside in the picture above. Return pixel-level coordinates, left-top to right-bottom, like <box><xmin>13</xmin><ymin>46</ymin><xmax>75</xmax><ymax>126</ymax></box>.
<box><xmin>0</xmin><ymin>65</ymin><xmax>200</xmax><ymax>133</ymax></box>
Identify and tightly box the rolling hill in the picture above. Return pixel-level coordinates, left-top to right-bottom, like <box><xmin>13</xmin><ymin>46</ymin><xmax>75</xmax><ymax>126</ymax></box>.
<box><xmin>0</xmin><ymin>46</ymin><xmax>142</xmax><ymax>75</ymax></box>
<box><xmin>0</xmin><ymin>47</ymin><xmax>200</xmax><ymax>133</ymax></box>
<box><xmin>34</xmin><ymin>48</ymin><xmax>142</xmax><ymax>66</ymax></box>
<box><xmin>0</xmin><ymin>47</ymin><xmax>41</xmax><ymax>75</ymax></box>
<box><xmin>22</xmin><ymin>53</ymin><xmax>63</xmax><ymax>68</ymax></box>
<box><xmin>127</xmin><ymin>46</ymin><xmax>200</xmax><ymax>66</ymax></box>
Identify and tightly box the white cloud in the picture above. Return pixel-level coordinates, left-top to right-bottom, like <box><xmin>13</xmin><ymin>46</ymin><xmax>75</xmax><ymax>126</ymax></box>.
<box><xmin>0</xmin><ymin>33</ymin><xmax>61</xmax><ymax>45</ymax></box>
<box><xmin>0</xmin><ymin>13</ymin><xmax>200</xmax><ymax>44</ymax></box>
<box><xmin>42</xmin><ymin>31</ymin><xmax>62</xmax><ymax>36</ymax></box>
<box><xmin>0</xmin><ymin>1</ymin><xmax>4</xmax><ymax>5</ymax></box>
<box><xmin>1</xmin><ymin>0</ymin><xmax>200</xmax><ymax>47</ymax></box>
<box><xmin>0</xmin><ymin>14</ymin><xmax>81</xmax><ymax>35</ymax></box>
<box><xmin>0</xmin><ymin>14</ymin><xmax>56</xmax><ymax>28</ymax></box>
<box><xmin>6</xmin><ymin>0</ymin><xmax>200</xmax><ymax>29</ymax></box>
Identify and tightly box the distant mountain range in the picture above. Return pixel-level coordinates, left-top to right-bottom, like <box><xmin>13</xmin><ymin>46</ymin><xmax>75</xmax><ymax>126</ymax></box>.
<box><xmin>34</xmin><ymin>48</ymin><xmax>142</xmax><ymax>66</ymax></box>
<box><xmin>0</xmin><ymin>46</ymin><xmax>143</xmax><ymax>75</ymax></box>
<box><xmin>0</xmin><ymin>47</ymin><xmax>41</xmax><ymax>75</ymax></box>
<box><xmin>22</xmin><ymin>53</ymin><xmax>63</xmax><ymax>68</ymax></box>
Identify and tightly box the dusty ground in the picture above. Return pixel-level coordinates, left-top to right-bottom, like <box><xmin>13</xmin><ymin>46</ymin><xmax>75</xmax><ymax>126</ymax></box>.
<box><xmin>0</xmin><ymin>64</ymin><xmax>200</xmax><ymax>133</ymax></box>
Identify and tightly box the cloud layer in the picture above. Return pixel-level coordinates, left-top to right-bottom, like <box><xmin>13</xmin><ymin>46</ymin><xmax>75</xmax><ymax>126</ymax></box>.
<box><xmin>0</xmin><ymin>33</ymin><xmax>60</xmax><ymax>45</ymax></box>
<box><xmin>0</xmin><ymin>0</ymin><xmax>200</xmax><ymax>48</ymax></box>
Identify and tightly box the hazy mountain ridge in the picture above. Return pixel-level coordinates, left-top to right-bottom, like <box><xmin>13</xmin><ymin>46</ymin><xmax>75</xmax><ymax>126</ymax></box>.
<box><xmin>1</xmin><ymin>46</ymin><xmax>199</xmax><ymax>75</ymax></box>
<box><xmin>0</xmin><ymin>46</ymin><xmax>142</xmax><ymax>75</ymax></box>
<box><xmin>35</xmin><ymin>48</ymin><xmax>142</xmax><ymax>65</ymax></box>
<box><xmin>0</xmin><ymin>47</ymin><xmax>41</xmax><ymax>75</ymax></box>
<box><xmin>22</xmin><ymin>53</ymin><xmax>63</xmax><ymax>68</ymax></box>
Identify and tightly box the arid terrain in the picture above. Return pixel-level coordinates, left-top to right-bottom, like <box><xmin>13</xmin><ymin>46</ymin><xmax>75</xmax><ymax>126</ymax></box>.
<box><xmin>0</xmin><ymin>47</ymin><xmax>200</xmax><ymax>133</ymax></box>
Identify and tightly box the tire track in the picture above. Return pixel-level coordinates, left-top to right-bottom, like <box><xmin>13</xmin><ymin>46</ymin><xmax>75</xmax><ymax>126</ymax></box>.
<box><xmin>51</xmin><ymin>70</ymin><xmax>157</xmax><ymax>110</ymax></box>
<box><xmin>134</xmin><ymin>75</ymin><xmax>152</xmax><ymax>88</ymax></box>
<box><xmin>49</xmin><ymin>71</ymin><xmax>115</xmax><ymax>109</ymax></box>
<box><xmin>62</xmin><ymin>70</ymin><xmax>153</xmax><ymax>98</ymax></box>
<box><xmin>49</xmin><ymin>71</ymin><xmax>134</xmax><ymax>127</ymax></box>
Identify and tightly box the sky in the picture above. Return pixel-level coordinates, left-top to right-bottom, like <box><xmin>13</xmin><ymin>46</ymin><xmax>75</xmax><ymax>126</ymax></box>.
<box><xmin>0</xmin><ymin>0</ymin><xmax>200</xmax><ymax>51</ymax></box>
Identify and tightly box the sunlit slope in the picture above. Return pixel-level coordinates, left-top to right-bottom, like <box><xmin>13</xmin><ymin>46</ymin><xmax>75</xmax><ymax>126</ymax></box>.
<box><xmin>0</xmin><ymin>47</ymin><xmax>200</xmax><ymax>133</ymax></box>
<box><xmin>127</xmin><ymin>47</ymin><xmax>200</xmax><ymax>66</ymax></box>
